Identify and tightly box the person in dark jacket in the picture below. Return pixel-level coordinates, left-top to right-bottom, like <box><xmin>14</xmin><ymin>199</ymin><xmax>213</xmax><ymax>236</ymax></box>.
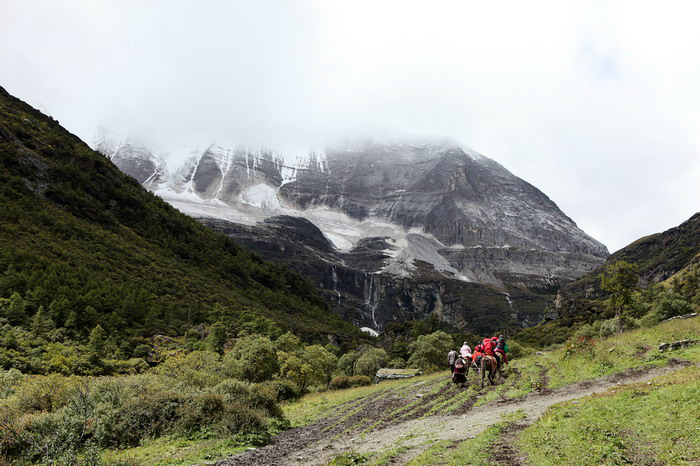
<box><xmin>447</xmin><ymin>348</ymin><xmax>458</xmax><ymax>373</ymax></box>
<box><xmin>494</xmin><ymin>335</ymin><xmax>508</xmax><ymax>365</ymax></box>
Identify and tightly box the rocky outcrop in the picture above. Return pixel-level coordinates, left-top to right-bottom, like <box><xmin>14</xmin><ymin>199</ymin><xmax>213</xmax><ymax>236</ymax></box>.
<box><xmin>658</xmin><ymin>339</ymin><xmax>699</xmax><ymax>352</ymax></box>
<box><xmin>200</xmin><ymin>216</ymin><xmax>558</xmax><ymax>334</ymax></box>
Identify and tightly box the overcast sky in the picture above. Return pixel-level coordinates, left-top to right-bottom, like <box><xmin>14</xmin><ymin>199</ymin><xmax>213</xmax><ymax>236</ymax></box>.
<box><xmin>2</xmin><ymin>0</ymin><xmax>699</xmax><ymax>252</ymax></box>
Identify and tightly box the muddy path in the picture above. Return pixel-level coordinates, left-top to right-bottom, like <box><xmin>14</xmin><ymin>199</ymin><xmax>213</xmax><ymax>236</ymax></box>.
<box><xmin>217</xmin><ymin>362</ymin><xmax>691</xmax><ymax>466</ymax></box>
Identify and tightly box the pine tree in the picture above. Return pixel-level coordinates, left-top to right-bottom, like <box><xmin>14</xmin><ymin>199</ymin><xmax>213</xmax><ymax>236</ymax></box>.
<box><xmin>31</xmin><ymin>305</ymin><xmax>55</xmax><ymax>336</ymax></box>
<box><xmin>88</xmin><ymin>324</ymin><xmax>106</xmax><ymax>357</ymax></box>
<box><xmin>6</xmin><ymin>292</ymin><xmax>28</xmax><ymax>326</ymax></box>
<box><xmin>601</xmin><ymin>261</ymin><xmax>640</xmax><ymax>318</ymax></box>
<box><xmin>207</xmin><ymin>322</ymin><xmax>227</xmax><ymax>354</ymax></box>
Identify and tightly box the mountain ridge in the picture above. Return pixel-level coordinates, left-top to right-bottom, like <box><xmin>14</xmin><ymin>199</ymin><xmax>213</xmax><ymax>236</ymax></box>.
<box><xmin>96</xmin><ymin>129</ymin><xmax>608</xmax><ymax>333</ymax></box>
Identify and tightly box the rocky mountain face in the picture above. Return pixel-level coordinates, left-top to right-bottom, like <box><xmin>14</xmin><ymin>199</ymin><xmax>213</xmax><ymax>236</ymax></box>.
<box><xmin>95</xmin><ymin>132</ymin><xmax>608</xmax><ymax>334</ymax></box>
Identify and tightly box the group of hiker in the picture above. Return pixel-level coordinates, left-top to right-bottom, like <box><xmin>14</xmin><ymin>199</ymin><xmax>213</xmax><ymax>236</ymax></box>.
<box><xmin>447</xmin><ymin>335</ymin><xmax>509</xmax><ymax>386</ymax></box>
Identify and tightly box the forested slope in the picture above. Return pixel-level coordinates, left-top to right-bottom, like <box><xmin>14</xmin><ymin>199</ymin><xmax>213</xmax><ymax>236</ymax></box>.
<box><xmin>0</xmin><ymin>86</ymin><xmax>361</xmax><ymax>374</ymax></box>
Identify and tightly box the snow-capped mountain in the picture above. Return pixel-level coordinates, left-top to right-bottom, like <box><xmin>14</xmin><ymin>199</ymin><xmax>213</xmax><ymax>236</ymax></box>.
<box><xmin>94</xmin><ymin>130</ymin><xmax>608</xmax><ymax>334</ymax></box>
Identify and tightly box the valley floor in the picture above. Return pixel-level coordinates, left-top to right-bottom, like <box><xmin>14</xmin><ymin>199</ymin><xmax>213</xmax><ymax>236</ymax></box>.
<box><xmin>217</xmin><ymin>363</ymin><xmax>694</xmax><ymax>465</ymax></box>
<box><xmin>218</xmin><ymin>318</ymin><xmax>700</xmax><ymax>465</ymax></box>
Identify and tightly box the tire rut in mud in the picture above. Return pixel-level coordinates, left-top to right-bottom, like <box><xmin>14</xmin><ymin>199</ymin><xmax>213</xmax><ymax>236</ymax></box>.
<box><xmin>377</xmin><ymin>380</ymin><xmax>454</xmax><ymax>428</ymax></box>
<box><xmin>217</xmin><ymin>380</ymin><xmax>441</xmax><ymax>465</ymax></box>
<box><xmin>335</xmin><ymin>377</ymin><xmax>448</xmax><ymax>435</ymax></box>
<box><xmin>488</xmin><ymin>422</ymin><xmax>529</xmax><ymax>466</ymax></box>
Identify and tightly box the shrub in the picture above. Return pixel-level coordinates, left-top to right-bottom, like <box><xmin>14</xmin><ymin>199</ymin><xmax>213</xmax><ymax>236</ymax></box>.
<box><xmin>223</xmin><ymin>335</ymin><xmax>279</xmax><ymax>383</ymax></box>
<box><xmin>175</xmin><ymin>393</ymin><xmax>226</xmax><ymax>435</ymax></box>
<box><xmin>132</xmin><ymin>344</ymin><xmax>151</xmax><ymax>359</ymax></box>
<box><xmin>387</xmin><ymin>357</ymin><xmax>406</xmax><ymax>369</ymax></box>
<box><xmin>506</xmin><ymin>341</ymin><xmax>530</xmax><ymax>359</ymax></box>
<box><xmin>0</xmin><ymin>368</ymin><xmax>25</xmax><ymax>398</ymax></box>
<box><xmin>213</xmin><ymin>379</ymin><xmax>281</xmax><ymax>418</ymax></box>
<box><xmin>266</xmin><ymin>378</ymin><xmax>300</xmax><ymax>401</ymax></box>
<box><xmin>110</xmin><ymin>358</ymin><xmax>149</xmax><ymax>374</ymax></box>
<box><xmin>573</xmin><ymin>324</ymin><xmax>595</xmax><ymax>339</ymax></box>
<box><xmin>347</xmin><ymin>375</ymin><xmax>372</xmax><ymax>387</ymax></box>
<box><xmin>653</xmin><ymin>293</ymin><xmax>693</xmax><ymax>321</ymax></box>
<box><xmin>599</xmin><ymin>317</ymin><xmax>621</xmax><ymax>338</ymax></box>
<box><xmin>639</xmin><ymin>310</ymin><xmax>662</xmax><ymax>327</ymax></box>
<box><xmin>155</xmin><ymin>351</ymin><xmax>223</xmax><ymax>389</ymax></box>
<box><xmin>303</xmin><ymin>345</ymin><xmax>338</xmax><ymax>386</ymax></box>
<box><xmin>13</xmin><ymin>374</ymin><xmax>78</xmax><ymax>413</ymax></box>
<box><xmin>407</xmin><ymin>331</ymin><xmax>452</xmax><ymax>371</ymax></box>
<box><xmin>215</xmin><ymin>401</ymin><xmax>267</xmax><ymax>438</ymax></box>
<box><xmin>278</xmin><ymin>345</ymin><xmax>338</xmax><ymax>392</ymax></box>
<box><xmin>98</xmin><ymin>391</ymin><xmax>185</xmax><ymax>447</ymax></box>
<box><xmin>354</xmin><ymin>348</ymin><xmax>388</xmax><ymax>378</ymax></box>
<box><xmin>329</xmin><ymin>376</ymin><xmax>350</xmax><ymax>390</ymax></box>
<box><xmin>562</xmin><ymin>336</ymin><xmax>595</xmax><ymax>360</ymax></box>
<box><xmin>336</xmin><ymin>351</ymin><xmax>359</xmax><ymax>376</ymax></box>
<box><xmin>10</xmin><ymin>411</ymin><xmax>83</xmax><ymax>462</ymax></box>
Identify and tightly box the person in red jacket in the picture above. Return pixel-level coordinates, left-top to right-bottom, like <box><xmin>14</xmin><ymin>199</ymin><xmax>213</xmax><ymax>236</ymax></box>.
<box><xmin>472</xmin><ymin>343</ymin><xmax>484</xmax><ymax>372</ymax></box>
<box><xmin>482</xmin><ymin>336</ymin><xmax>500</xmax><ymax>369</ymax></box>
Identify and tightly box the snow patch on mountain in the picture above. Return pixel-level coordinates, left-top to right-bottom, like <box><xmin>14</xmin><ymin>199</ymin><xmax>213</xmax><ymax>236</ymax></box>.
<box><xmin>241</xmin><ymin>184</ymin><xmax>282</xmax><ymax>210</ymax></box>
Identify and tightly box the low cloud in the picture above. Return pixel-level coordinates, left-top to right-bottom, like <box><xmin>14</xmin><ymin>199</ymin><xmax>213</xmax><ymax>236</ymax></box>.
<box><xmin>2</xmin><ymin>0</ymin><xmax>699</xmax><ymax>251</ymax></box>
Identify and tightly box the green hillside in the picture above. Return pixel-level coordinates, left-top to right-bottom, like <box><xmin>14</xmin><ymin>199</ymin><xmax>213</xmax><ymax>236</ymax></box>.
<box><xmin>0</xmin><ymin>86</ymin><xmax>362</xmax><ymax>374</ymax></box>
<box><xmin>562</xmin><ymin>213</ymin><xmax>700</xmax><ymax>300</ymax></box>
<box><xmin>514</xmin><ymin>214</ymin><xmax>700</xmax><ymax>347</ymax></box>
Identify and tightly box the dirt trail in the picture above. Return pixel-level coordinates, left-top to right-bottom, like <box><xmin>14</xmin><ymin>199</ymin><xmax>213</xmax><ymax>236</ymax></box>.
<box><xmin>217</xmin><ymin>362</ymin><xmax>689</xmax><ymax>466</ymax></box>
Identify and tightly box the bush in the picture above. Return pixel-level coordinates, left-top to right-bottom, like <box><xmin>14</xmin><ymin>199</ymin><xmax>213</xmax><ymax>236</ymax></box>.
<box><xmin>132</xmin><ymin>344</ymin><xmax>151</xmax><ymax>359</ymax></box>
<box><xmin>175</xmin><ymin>393</ymin><xmax>226</xmax><ymax>434</ymax></box>
<box><xmin>354</xmin><ymin>348</ymin><xmax>388</xmax><ymax>378</ymax></box>
<box><xmin>213</xmin><ymin>379</ymin><xmax>281</xmax><ymax>418</ymax></box>
<box><xmin>266</xmin><ymin>378</ymin><xmax>300</xmax><ymax>401</ymax></box>
<box><xmin>99</xmin><ymin>391</ymin><xmax>185</xmax><ymax>447</ymax></box>
<box><xmin>329</xmin><ymin>376</ymin><xmax>350</xmax><ymax>390</ymax></box>
<box><xmin>573</xmin><ymin>324</ymin><xmax>595</xmax><ymax>339</ymax></box>
<box><xmin>13</xmin><ymin>374</ymin><xmax>78</xmax><ymax>413</ymax></box>
<box><xmin>387</xmin><ymin>357</ymin><xmax>406</xmax><ymax>369</ymax></box>
<box><xmin>215</xmin><ymin>401</ymin><xmax>267</xmax><ymax>439</ymax></box>
<box><xmin>278</xmin><ymin>344</ymin><xmax>338</xmax><ymax>392</ymax></box>
<box><xmin>599</xmin><ymin>317</ymin><xmax>621</xmax><ymax>338</ymax></box>
<box><xmin>110</xmin><ymin>358</ymin><xmax>149</xmax><ymax>374</ymax></box>
<box><xmin>347</xmin><ymin>375</ymin><xmax>372</xmax><ymax>387</ymax></box>
<box><xmin>0</xmin><ymin>371</ymin><xmax>282</xmax><ymax>462</ymax></box>
<box><xmin>653</xmin><ymin>293</ymin><xmax>693</xmax><ymax>321</ymax></box>
<box><xmin>639</xmin><ymin>310</ymin><xmax>662</xmax><ymax>327</ymax></box>
<box><xmin>336</xmin><ymin>351</ymin><xmax>359</xmax><ymax>376</ymax></box>
<box><xmin>506</xmin><ymin>341</ymin><xmax>530</xmax><ymax>359</ymax></box>
<box><xmin>155</xmin><ymin>351</ymin><xmax>224</xmax><ymax>388</ymax></box>
<box><xmin>10</xmin><ymin>410</ymin><xmax>86</xmax><ymax>462</ymax></box>
<box><xmin>223</xmin><ymin>335</ymin><xmax>279</xmax><ymax>383</ymax></box>
<box><xmin>0</xmin><ymin>368</ymin><xmax>25</xmax><ymax>398</ymax></box>
<box><xmin>407</xmin><ymin>331</ymin><xmax>452</xmax><ymax>371</ymax></box>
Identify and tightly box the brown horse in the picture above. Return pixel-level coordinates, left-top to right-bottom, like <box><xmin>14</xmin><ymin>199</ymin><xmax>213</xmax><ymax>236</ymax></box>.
<box><xmin>480</xmin><ymin>355</ymin><xmax>500</xmax><ymax>387</ymax></box>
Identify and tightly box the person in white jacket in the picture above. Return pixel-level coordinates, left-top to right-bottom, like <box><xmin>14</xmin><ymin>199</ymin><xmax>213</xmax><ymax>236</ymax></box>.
<box><xmin>460</xmin><ymin>341</ymin><xmax>472</xmax><ymax>361</ymax></box>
